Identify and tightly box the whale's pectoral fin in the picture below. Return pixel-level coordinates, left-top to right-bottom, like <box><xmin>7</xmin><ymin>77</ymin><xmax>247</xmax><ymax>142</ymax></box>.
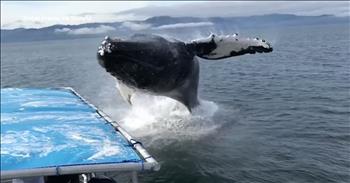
<box><xmin>188</xmin><ymin>33</ymin><xmax>273</xmax><ymax>60</ymax></box>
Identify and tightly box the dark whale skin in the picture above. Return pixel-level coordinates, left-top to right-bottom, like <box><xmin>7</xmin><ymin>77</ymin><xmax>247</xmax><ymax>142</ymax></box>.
<box><xmin>97</xmin><ymin>34</ymin><xmax>200</xmax><ymax>110</ymax></box>
<box><xmin>97</xmin><ymin>33</ymin><xmax>273</xmax><ymax>111</ymax></box>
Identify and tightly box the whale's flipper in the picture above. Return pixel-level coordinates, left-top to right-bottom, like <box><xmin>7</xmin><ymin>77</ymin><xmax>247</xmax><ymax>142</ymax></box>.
<box><xmin>188</xmin><ymin>33</ymin><xmax>273</xmax><ymax>60</ymax></box>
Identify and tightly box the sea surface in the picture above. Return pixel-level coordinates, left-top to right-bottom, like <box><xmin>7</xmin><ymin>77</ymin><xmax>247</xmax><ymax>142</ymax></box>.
<box><xmin>1</xmin><ymin>23</ymin><xmax>350</xmax><ymax>183</ymax></box>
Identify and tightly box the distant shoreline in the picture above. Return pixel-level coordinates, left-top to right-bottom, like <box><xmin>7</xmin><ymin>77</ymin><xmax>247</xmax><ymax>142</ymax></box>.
<box><xmin>1</xmin><ymin>14</ymin><xmax>349</xmax><ymax>43</ymax></box>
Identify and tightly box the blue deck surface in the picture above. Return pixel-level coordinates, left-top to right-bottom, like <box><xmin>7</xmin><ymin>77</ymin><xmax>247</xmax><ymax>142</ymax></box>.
<box><xmin>1</xmin><ymin>88</ymin><xmax>141</xmax><ymax>171</ymax></box>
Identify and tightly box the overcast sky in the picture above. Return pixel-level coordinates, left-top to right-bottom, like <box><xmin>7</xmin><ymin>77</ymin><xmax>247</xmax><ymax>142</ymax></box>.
<box><xmin>1</xmin><ymin>1</ymin><xmax>349</xmax><ymax>29</ymax></box>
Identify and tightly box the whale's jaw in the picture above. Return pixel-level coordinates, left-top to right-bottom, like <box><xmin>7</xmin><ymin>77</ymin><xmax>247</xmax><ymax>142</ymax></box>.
<box><xmin>97</xmin><ymin>36</ymin><xmax>170</xmax><ymax>91</ymax></box>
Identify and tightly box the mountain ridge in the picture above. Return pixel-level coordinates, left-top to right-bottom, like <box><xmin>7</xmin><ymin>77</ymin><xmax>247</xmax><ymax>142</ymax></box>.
<box><xmin>1</xmin><ymin>14</ymin><xmax>349</xmax><ymax>43</ymax></box>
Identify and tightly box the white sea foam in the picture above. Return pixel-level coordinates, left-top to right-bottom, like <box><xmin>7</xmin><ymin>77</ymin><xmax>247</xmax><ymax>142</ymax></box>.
<box><xmin>103</xmin><ymin>92</ymin><xmax>220</xmax><ymax>144</ymax></box>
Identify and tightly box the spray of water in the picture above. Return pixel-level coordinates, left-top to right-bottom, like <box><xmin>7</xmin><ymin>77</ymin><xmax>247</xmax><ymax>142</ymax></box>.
<box><xmin>95</xmin><ymin>30</ymin><xmax>233</xmax><ymax>144</ymax></box>
<box><xmin>101</xmin><ymin>90</ymin><xmax>220</xmax><ymax>144</ymax></box>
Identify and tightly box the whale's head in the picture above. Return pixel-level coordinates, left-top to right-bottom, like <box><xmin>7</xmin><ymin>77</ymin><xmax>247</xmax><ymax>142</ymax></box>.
<box><xmin>97</xmin><ymin>34</ymin><xmax>195</xmax><ymax>93</ymax></box>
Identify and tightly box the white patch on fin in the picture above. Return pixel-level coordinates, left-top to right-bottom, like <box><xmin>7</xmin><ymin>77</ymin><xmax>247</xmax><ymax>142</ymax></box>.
<box><xmin>192</xmin><ymin>33</ymin><xmax>272</xmax><ymax>59</ymax></box>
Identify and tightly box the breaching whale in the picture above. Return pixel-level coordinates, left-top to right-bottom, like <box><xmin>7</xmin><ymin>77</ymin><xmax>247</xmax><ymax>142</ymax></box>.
<box><xmin>97</xmin><ymin>34</ymin><xmax>273</xmax><ymax>112</ymax></box>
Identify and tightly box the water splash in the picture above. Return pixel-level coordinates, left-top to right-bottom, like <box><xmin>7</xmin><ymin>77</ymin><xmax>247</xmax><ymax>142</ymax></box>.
<box><xmin>103</xmin><ymin>92</ymin><xmax>220</xmax><ymax>143</ymax></box>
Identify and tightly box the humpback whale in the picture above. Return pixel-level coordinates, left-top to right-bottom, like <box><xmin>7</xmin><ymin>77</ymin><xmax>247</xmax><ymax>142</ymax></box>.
<box><xmin>97</xmin><ymin>34</ymin><xmax>272</xmax><ymax>112</ymax></box>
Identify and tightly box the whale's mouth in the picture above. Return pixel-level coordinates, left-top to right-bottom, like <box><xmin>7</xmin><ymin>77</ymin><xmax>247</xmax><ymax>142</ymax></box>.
<box><xmin>97</xmin><ymin>36</ymin><xmax>170</xmax><ymax>91</ymax></box>
<box><xmin>98</xmin><ymin>37</ymin><xmax>142</xmax><ymax>68</ymax></box>
<box><xmin>97</xmin><ymin>36</ymin><xmax>164</xmax><ymax>71</ymax></box>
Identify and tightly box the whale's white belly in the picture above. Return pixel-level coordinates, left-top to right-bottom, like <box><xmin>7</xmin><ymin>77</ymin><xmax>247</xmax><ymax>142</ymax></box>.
<box><xmin>116</xmin><ymin>80</ymin><xmax>135</xmax><ymax>104</ymax></box>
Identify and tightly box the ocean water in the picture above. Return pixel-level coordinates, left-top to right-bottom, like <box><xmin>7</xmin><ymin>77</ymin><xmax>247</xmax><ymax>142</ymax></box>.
<box><xmin>1</xmin><ymin>23</ymin><xmax>350</xmax><ymax>183</ymax></box>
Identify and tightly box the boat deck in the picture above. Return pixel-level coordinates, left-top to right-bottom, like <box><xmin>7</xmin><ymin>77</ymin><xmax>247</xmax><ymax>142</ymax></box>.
<box><xmin>0</xmin><ymin>88</ymin><xmax>159</xmax><ymax>180</ymax></box>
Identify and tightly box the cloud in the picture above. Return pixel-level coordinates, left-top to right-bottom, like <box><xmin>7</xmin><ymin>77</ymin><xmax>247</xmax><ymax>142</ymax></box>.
<box><xmin>54</xmin><ymin>27</ymin><xmax>71</xmax><ymax>33</ymax></box>
<box><xmin>119</xmin><ymin>21</ymin><xmax>214</xmax><ymax>31</ymax></box>
<box><xmin>2</xmin><ymin>1</ymin><xmax>349</xmax><ymax>29</ymax></box>
<box><xmin>116</xmin><ymin>1</ymin><xmax>350</xmax><ymax>18</ymax></box>
<box><xmin>153</xmin><ymin>22</ymin><xmax>214</xmax><ymax>30</ymax></box>
<box><xmin>1</xmin><ymin>1</ymin><xmax>150</xmax><ymax>29</ymax></box>
<box><xmin>121</xmin><ymin>22</ymin><xmax>151</xmax><ymax>31</ymax></box>
<box><xmin>54</xmin><ymin>25</ymin><xmax>116</xmax><ymax>35</ymax></box>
